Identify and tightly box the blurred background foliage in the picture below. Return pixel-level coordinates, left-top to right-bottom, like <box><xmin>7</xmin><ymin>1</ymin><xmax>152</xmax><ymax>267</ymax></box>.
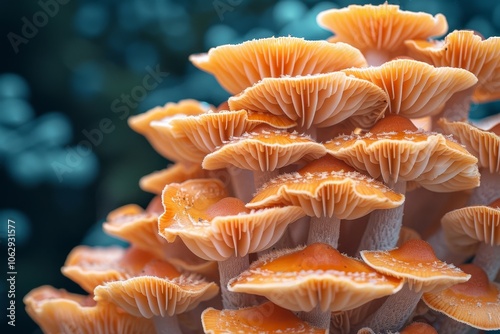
<box><xmin>0</xmin><ymin>0</ymin><xmax>499</xmax><ymax>332</ymax></box>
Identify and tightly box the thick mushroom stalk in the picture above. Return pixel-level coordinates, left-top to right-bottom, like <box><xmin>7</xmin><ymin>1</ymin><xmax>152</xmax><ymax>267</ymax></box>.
<box><xmin>204</xmin><ymin>197</ymin><xmax>253</xmax><ymax>309</ymax></box>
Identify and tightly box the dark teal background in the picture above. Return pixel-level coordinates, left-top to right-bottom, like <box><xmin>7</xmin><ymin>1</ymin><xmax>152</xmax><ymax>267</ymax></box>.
<box><xmin>1</xmin><ymin>0</ymin><xmax>499</xmax><ymax>333</ymax></box>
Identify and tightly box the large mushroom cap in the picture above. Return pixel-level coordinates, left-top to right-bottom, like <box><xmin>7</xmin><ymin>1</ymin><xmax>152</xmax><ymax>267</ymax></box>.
<box><xmin>94</xmin><ymin>260</ymin><xmax>219</xmax><ymax>318</ymax></box>
<box><xmin>202</xmin><ymin>127</ymin><xmax>326</xmax><ymax>172</ymax></box>
<box><xmin>189</xmin><ymin>36</ymin><xmax>367</xmax><ymax>94</ymax></box>
<box><xmin>24</xmin><ymin>285</ymin><xmax>155</xmax><ymax>334</ymax></box>
<box><xmin>341</xmin><ymin>59</ymin><xmax>477</xmax><ymax>118</ymax></box>
<box><xmin>228</xmin><ymin>72</ymin><xmax>388</xmax><ymax>130</ymax></box>
<box><xmin>317</xmin><ymin>3</ymin><xmax>447</xmax><ymax>65</ymax></box>
<box><xmin>438</xmin><ymin>118</ymin><xmax>500</xmax><ymax>173</ymax></box>
<box><xmin>324</xmin><ymin>114</ymin><xmax>480</xmax><ymax>191</ymax></box>
<box><xmin>361</xmin><ymin>239</ymin><xmax>470</xmax><ymax>293</ymax></box>
<box><xmin>228</xmin><ymin>243</ymin><xmax>403</xmax><ymax>313</ymax></box>
<box><xmin>247</xmin><ymin>156</ymin><xmax>404</xmax><ymax>219</ymax></box>
<box><xmin>159</xmin><ymin>180</ymin><xmax>305</xmax><ymax>261</ymax></box>
<box><xmin>406</xmin><ymin>30</ymin><xmax>500</xmax><ymax>103</ymax></box>
<box><xmin>202</xmin><ymin>301</ymin><xmax>328</xmax><ymax>333</ymax></box>
<box><xmin>422</xmin><ymin>264</ymin><xmax>500</xmax><ymax>331</ymax></box>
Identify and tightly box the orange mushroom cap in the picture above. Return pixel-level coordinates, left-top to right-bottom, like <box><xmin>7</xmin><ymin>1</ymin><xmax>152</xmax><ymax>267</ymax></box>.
<box><xmin>317</xmin><ymin>3</ymin><xmax>447</xmax><ymax>65</ymax></box>
<box><xmin>360</xmin><ymin>239</ymin><xmax>470</xmax><ymax>293</ymax></box>
<box><xmin>103</xmin><ymin>204</ymin><xmax>217</xmax><ymax>278</ymax></box>
<box><xmin>422</xmin><ymin>264</ymin><xmax>500</xmax><ymax>330</ymax></box>
<box><xmin>24</xmin><ymin>285</ymin><xmax>155</xmax><ymax>334</ymax></box>
<box><xmin>128</xmin><ymin>99</ymin><xmax>209</xmax><ymax>162</ymax></box>
<box><xmin>438</xmin><ymin>118</ymin><xmax>500</xmax><ymax>174</ymax></box>
<box><xmin>190</xmin><ymin>36</ymin><xmax>367</xmax><ymax>95</ymax></box>
<box><xmin>406</xmin><ymin>30</ymin><xmax>500</xmax><ymax>103</ymax></box>
<box><xmin>228</xmin><ymin>72</ymin><xmax>388</xmax><ymax>130</ymax></box>
<box><xmin>247</xmin><ymin>155</ymin><xmax>404</xmax><ymax>219</ymax></box>
<box><xmin>202</xmin><ymin>301</ymin><xmax>328</xmax><ymax>333</ymax></box>
<box><xmin>202</xmin><ymin>127</ymin><xmax>326</xmax><ymax>172</ymax></box>
<box><xmin>158</xmin><ymin>179</ymin><xmax>305</xmax><ymax>261</ymax></box>
<box><xmin>94</xmin><ymin>259</ymin><xmax>219</xmax><ymax>318</ymax></box>
<box><xmin>228</xmin><ymin>243</ymin><xmax>403</xmax><ymax>313</ymax></box>
<box><xmin>441</xmin><ymin>200</ymin><xmax>500</xmax><ymax>256</ymax></box>
<box><xmin>324</xmin><ymin>114</ymin><xmax>480</xmax><ymax>191</ymax></box>
<box><xmin>139</xmin><ymin>163</ymin><xmax>212</xmax><ymax>195</ymax></box>
<box><xmin>341</xmin><ymin>59</ymin><xmax>477</xmax><ymax>118</ymax></box>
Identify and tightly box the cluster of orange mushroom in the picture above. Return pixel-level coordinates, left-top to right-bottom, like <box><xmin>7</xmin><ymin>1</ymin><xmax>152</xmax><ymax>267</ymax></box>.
<box><xmin>25</xmin><ymin>3</ymin><xmax>500</xmax><ymax>333</ymax></box>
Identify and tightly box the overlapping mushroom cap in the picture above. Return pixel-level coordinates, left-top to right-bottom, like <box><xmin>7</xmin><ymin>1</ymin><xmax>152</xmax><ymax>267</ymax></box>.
<box><xmin>360</xmin><ymin>239</ymin><xmax>470</xmax><ymax>293</ymax></box>
<box><xmin>202</xmin><ymin>301</ymin><xmax>328</xmax><ymax>333</ymax></box>
<box><xmin>341</xmin><ymin>59</ymin><xmax>477</xmax><ymax>118</ymax></box>
<box><xmin>24</xmin><ymin>286</ymin><xmax>155</xmax><ymax>334</ymax></box>
<box><xmin>228</xmin><ymin>72</ymin><xmax>388</xmax><ymax>130</ymax></box>
<box><xmin>441</xmin><ymin>200</ymin><xmax>500</xmax><ymax>255</ymax></box>
<box><xmin>317</xmin><ymin>3</ymin><xmax>448</xmax><ymax>65</ymax></box>
<box><xmin>422</xmin><ymin>264</ymin><xmax>500</xmax><ymax>331</ymax></box>
<box><xmin>158</xmin><ymin>179</ymin><xmax>305</xmax><ymax>261</ymax></box>
<box><xmin>128</xmin><ymin>99</ymin><xmax>210</xmax><ymax>162</ymax></box>
<box><xmin>60</xmin><ymin>246</ymin><xmax>139</xmax><ymax>293</ymax></box>
<box><xmin>438</xmin><ymin>118</ymin><xmax>500</xmax><ymax>173</ymax></box>
<box><xmin>190</xmin><ymin>36</ymin><xmax>367</xmax><ymax>94</ymax></box>
<box><xmin>247</xmin><ymin>156</ymin><xmax>404</xmax><ymax>219</ymax></box>
<box><xmin>94</xmin><ymin>259</ymin><xmax>219</xmax><ymax>318</ymax></box>
<box><xmin>324</xmin><ymin>114</ymin><xmax>480</xmax><ymax>191</ymax></box>
<box><xmin>228</xmin><ymin>243</ymin><xmax>403</xmax><ymax>313</ymax></box>
<box><xmin>103</xmin><ymin>204</ymin><xmax>217</xmax><ymax>277</ymax></box>
<box><xmin>406</xmin><ymin>30</ymin><xmax>500</xmax><ymax>103</ymax></box>
<box><xmin>202</xmin><ymin>125</ymin><xmax>326</xmax><ymax>172</ymax></box>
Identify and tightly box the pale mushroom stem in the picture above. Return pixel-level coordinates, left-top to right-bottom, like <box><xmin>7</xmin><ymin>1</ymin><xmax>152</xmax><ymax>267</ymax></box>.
<box><xmin>357</xmin><ymin>285</ymin><xmax>422</xmax><ymax>333</ymax></box>
<box><xmin>219</xmin><ymin>255</ymin><xmax>253</xmax><ymax>309</ymax></box>
<box><xmin>153</xmin><ymin>315</ymin><xmax>182</xmax><ymax>334</ymax></box>
<box><xmin>227</xmin><ymin>166</ymin><xmax>255</xmax><ymax>203</ymax></box>
<box><xmin>307</xmin><ymin>216</ymin><xmax>341</xmax><ymax>249</ymax></box>
<box><xmin>358</xmin><ymin>180</ymin><xmax>407</xmax><ymax>252</ymax></box>
<box><xmin>253</xmin><ymin>169</ymin><xmax>279</xmax><ymax>190</ymax></box>
<box><xmin>472</xmin><ymin>244</ymin><xmax>500</xmax><ymax>280</ymax></box>
<box><xmin>300</xmin><ymin>304</ymin><xmax>331</xmax><ymax>330</ymax></box>
<box><xmin>426</xmin><ymin>228</ymin><xmax>470</xmax><ymax>265</ymax></box>
<box><xmin>467</xmin><ymin>168</ymin><xmax>499</xmax><ymax>206</ymax></box>
<box><xmin>435</xmin><ymin>85</ymin><xmax>476</xmax><ymax>127</ymax></box>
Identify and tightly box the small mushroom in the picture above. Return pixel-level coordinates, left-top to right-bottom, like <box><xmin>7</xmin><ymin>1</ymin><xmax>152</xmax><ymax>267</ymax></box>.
<box><xmin>422</xmin><ymin>264</ymin><xmax>500</xmax><ymax>333</ymax></box>
<box><xmin>441</xmin><ymin>198</ymin><xmax>500</xmax><ymax>280</ymax></box>
<box><xmin>359</xmin><ymin>239</ymin><xmax>470</xmax><ymax>332</ymax></box>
